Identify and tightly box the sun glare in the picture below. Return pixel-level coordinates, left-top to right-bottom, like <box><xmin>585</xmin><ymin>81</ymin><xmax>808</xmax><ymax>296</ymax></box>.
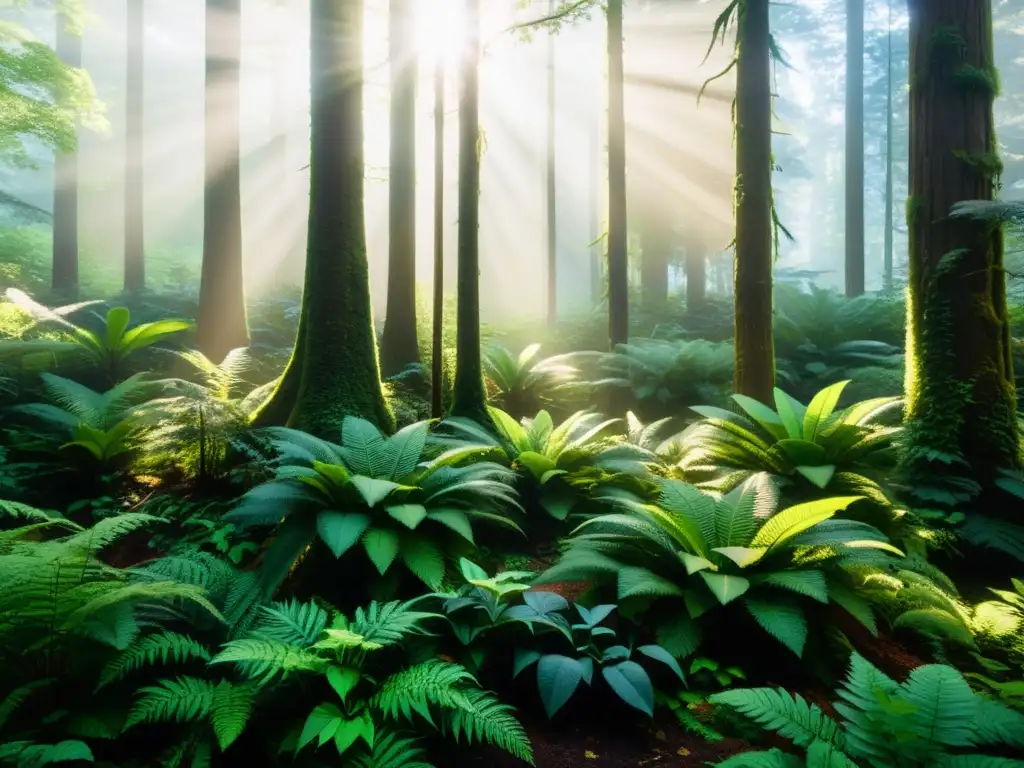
<box><xmin>414</xmin><ymin>0</ymin><xmax>467</xmax><ymax>69</ymax></box>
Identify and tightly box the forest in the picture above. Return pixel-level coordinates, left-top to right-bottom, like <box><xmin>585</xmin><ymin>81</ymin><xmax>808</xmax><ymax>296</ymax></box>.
<box><xmin>0</xmin><ymin>0</ymin><xmax>1023</xmax><ymax>765</ymax></box>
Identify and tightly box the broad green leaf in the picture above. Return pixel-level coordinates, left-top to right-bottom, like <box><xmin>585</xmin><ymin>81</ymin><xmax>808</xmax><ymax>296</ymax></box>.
<box><xmin>350</xmin><ymin>476</ymin><xmax>400</xmax><ymax>507</ymax></box>
<box><xmin>713</xmin><ymin>546</ymin><xmax>767</xmax><ymax>568</ymax></box>
<box><xmin>656</xmin><ymin>613</ymin><xmax>703</xmax><ymax>658</ymax></box>
<box><xmin>775</xmin><ymin>439</ymin><xmax>828</xmax><ymax>466</ymax></box>
<box><xmin>803</xmin><ymin>381</ymin><xmax>849</xmax><ymax>440</ymax></box>
<box><xmin>513</xmin><ymin>649</ymin><xmax>542</xmax><ymax>677</ymax></box>
<box><xmin>105</xmin><ymin>307</ymin><xmax>131</xmax><ymax>348</ymax></box>
<box><xmin>679</xmin><ymin>552</ymin><xmax>717</xmax><ymax>574</ymax></box>
<box><xmin>750</xmin><ymin>497</ymin><xmax>862</xmax><ymax>551</ymax></box>
<box><xmin>332</xmin><ymin>717</ymin><xmax>363</xmax><ymax>755</ymax></box>
<box><xmin>637</xmin><ymin>645</ymin><xmax>686</xmax><ymax>681</ymax></box>
<box><xmin>602</xmin><ymin>660</ymin><xmax>654</xmax><ymax>716</ymax></box>
<box><xmin>427</xmin><ymin>510</ymin><xmax>475</xmax><ymax>543</ymax></box>
<box><xmin>518</xmin><ymin>450</ymin><xmax>558</xmax><ymax>479</ymax></box>
<box><xmin>618</xmin><ymin>566</ymin><xmax>684</xmax><ymax>600</ymax></box>
<box><xmin>795</xmin><ymin>464</ymin><xmax>836</xmax><ymax>489</ymax></box>
<box><xmin>539</xmin><ymin>484</ymin><xmax>575</xmax><ymax>521</ymax></box>
<box><xmin>518</xmin><ymin>343</ymin><xmax>542</xmax><ymax>368</ymax></box>
<box><xmin>326</xmin><ymin>667</ymin><xmax>361</xmax><ymax>704</ymax></box>
<box><xmin>297</xmin><ymin>702</ymin><xmax>342</xmax><ymax>752</ymax></box>
<box><xmin>537</xmin><ymin>655</ymin><xmax>584</xmax><ymax>718</ymax></box>
<box><xmin>386</xmin><ymin>504</ymin><xmax>427</xmax><ymax>529</ymax></box>
<box><xmin>459</xmin><ymin>558</ymin><xmax>489</xmax><ymax>583</ymax></box>
<box><xmin>119</xmin><ymin>319</ymin><xmax>192</xmax><ymax>355</ymax></box>
<box><xmin>400</xmin><ymin>536</ymin><xmax>445</xmax><ymax>589</ymax></box>
<box><xmin>381</xmin><ymin>421</ymin><xmax>428</xmax><ymax>481</ymax></box>
<box><xmin>773</xmin><ymin>389</ymin><xmax>808</xmax><ymax>439</ymax></box>
<box><xmin>745</xmin><ymin>596</ymin><xmax>807</xmax><ymax>657</ymax></box>
<box><xmin>700</xmin><ymin>572</ymin><xmax>750</xmax><ymax>605</ymax></box>
<box><xmin>731</xmin><ymin>394</ymin><xmax>788</xmax><ymax>439</ymax></box>
<box><xmin>362</xmin><ymin>528</ymin><xmax>400</xmax><ymax>575</ymax></box>
<box><xmin>317</xmin><ymin>512</ymin><xmax>372</xmax><ymax>558</ymax></box>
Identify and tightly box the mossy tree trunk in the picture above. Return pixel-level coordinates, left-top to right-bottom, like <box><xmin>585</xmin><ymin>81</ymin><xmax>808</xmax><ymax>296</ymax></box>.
<box><xmin>606</xmin><ymin>0</ymin><xmax>628</xmax><ymax>348</ymax></box>
<box><xmin>450</xmin><ymin>0</ymin><xmax>491</xmax><ymax>425</ymax></box>
<box><xmin>197</xmin><ymin>0</ymin><xmax>249</xmax><ymax>362</ymax></box>
<box><xmin>845</xmin><ymin>0</ymin><xmax>865</xmax><ymax>298</ymax></box>
<box><xmin>732</xmin><ymin>0</ymin><xmax>774</xmax><ymax>404</ymax></box>
<box><xmin>123</xmin><ymin>0</ymin><xmax>145</xmax><ymax>294</ymax></box>
<box><xmin>252</xmin><ymin>0</ymin><xmax>393</xmax><ymax>436</ymax></box>
<box><xmin>904</xmin><ymin>0</ymin><xmax>1019</xmax><ymax>478</ymax></box>
<box><xmin>52</xmin><ymin>11</ymin><xmax>80</xmax><ymax>300</ymax></box>
<box><xmin>380</xmin><ymin>0</ymin><xmax>420</xmax><ymax>377</ymax></box>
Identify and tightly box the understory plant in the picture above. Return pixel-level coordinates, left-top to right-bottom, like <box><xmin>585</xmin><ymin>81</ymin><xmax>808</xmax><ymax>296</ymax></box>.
<box><xmin>226</xmin><ymin>417</ymin><xmax>522</xmax><ymax>597</ymax></box>
<box><xmin>539</xmin><ymin>474</ymin><xmax>903</xmax><ymax>660</ymax></box>
<box><xmin>482</xmin><ymin>342</ymin><xmax>578</xmax><ymax>419</ymax></box>
<box><xmin>711</xmin><ymin>652</ymin><xmax>1024</xmax><ymax>767</ymax></box>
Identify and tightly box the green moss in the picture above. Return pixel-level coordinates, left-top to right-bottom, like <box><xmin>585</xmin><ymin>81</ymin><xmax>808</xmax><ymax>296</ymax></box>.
<box><xmin>905</xmin><ymin>196</ymin><xmax>924</xmax><ymax>229</ymax></box>
<box><xmin>952</xmin><ymin>150</ymin><xmax>1004</xmax><ymax>184</ymax></box>
<box><xmin>953</xmin><ymin>64</ymin><xmax>1001</xmax><ymax>97</ymax></box>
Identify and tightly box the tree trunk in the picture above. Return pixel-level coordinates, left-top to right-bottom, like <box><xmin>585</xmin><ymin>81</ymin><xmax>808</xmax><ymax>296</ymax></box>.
<box><xmin>450</xmin><ymin>0</ymin><xmax>490</xmax><ymax>424</ymax></box>
<box><xmin>845</xmin><ymin>0</ymin><xmax>865</xmax><ymax>297</ymax></box>
<box><xmin>380</xmin><ymin>0</ymin><xmax>420</xmax><ymax>377</ymax></box>
<box><xmin>883</xmin><ymin>0</ymin><xmax>894</xmax><ymax>292</ymax></box>
<box><xmin>545</xmin><ymin>0</ymin><xmax>558</xmax><ymax>328</ymax></box>
<box><xmin>904</xmin><ymin>0</ymin><xmax>1019</xmax><ymax>479</ymax></box>
<box><xmin>431</xmin><ymin>48</ymin><xmax>446</xmax><ymax>419</ymax></box>
<box><xmin>197</xmin><ymin>0</ymin><xmax>249</xmax><ymax>362</ymax></box>
<box><xmin>639</xmin><ymin>211</ymin><xmax>670</xmax><ymax>305</ymax></box>
<box><xmin>606</xmin><ymin>0</ymin><xmax>628</xmax><ymax>348</ymax></box>
<box><xmin>252</xmin><ymin>0</ymin><xmax>392</xmax><ymax>435</ymax></box>
<box><xmin>732</xmin><ymin>0</ymin><xmax>774</xmax><ymax>404</ymax></box>
<box><xmin>52</xmin><ymin>12</ymin><xmax>80</xmax><ymax>300</ymax></box>
<box><xmin>685</xmin><ymin>238</ymin><xmax>706</xmax><ymax>314</ymax></box>
<box><xmin>124</xmin><ymin>0</ymin><xmax>145</xmax><ymax>293</ymax></box>
<box><xmin>589</xmin><ymin>98</ymin><xmax>602</xmax><ymax>307</ymax></box>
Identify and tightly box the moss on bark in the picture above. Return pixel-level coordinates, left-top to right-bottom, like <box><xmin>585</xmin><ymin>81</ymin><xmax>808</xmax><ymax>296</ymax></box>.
<box><xmin>904</xmin><ymin>0</ymin><xmax>1019</xmax><ymax>484</ymax></box>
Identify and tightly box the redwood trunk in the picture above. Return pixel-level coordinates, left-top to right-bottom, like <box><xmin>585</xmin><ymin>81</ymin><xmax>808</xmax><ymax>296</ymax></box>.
<box><xmin>606</xmin><ymin>0</ymin><xmax>628</xmax><ymax>347</ymax></box>
<box><xmin>52</xmin><ymin>14</ymin><xmax>80</xmax><ymax>299</ymax></box>
<box><xmin>124</xmin><ymin>0</ymin><xmax>145</xmax><ymax>293</ymax></box>
<box><xmin>845</xmin><ymin>0</ymin><xmax>865</xmax><ymax>297</ymax></box>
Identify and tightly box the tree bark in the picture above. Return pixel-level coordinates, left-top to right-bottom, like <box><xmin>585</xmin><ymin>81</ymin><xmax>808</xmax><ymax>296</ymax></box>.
<box><xmin>639</xmin><ymin>209</ymin><xmax>670</xmax><ymax>305</ymax></box>
<box><xmin>197</xmin><ymin>0</ymin><xmax>249</xmax><ymax>362</ymax></box>
<box><xmin>732</xmin><ymin>0</ymin><xmax>774</xmax><ymax>404</ymax></box>
<box><xmin>450</xmin><ymin>0</ymin><xmax>490</xmax><ymax>424</ymax></box>
<box><xmin>606</xmin><ymin>0</ymin><xmax>628</xmax><ymax>348</ymax></box>
<box><xmin>52</xmin><ymin>12</ymin><xmax>80</xmax><ymax>300</ymax></box>
<box><xmin>904</xmin><ymin>0</ymin><xmax>1019</xmax><ymax>477</ymax></box>
<box><xmin>845</xmin><ymin>0</ymin><xmax>865</xmax><ymax>297</ymax></box>
<box><xmin>252</xmin><ymin>0</ymin><xmax>393</xmax><ymax>435</ymax></box>
<box><xmin>546</xmin><ymin>0</ymin><xmax>558</xmax><ymax>328</ymax></box>
<box><xmin>380</xmin><ymin>0</ymin><xmax>420</xmax><ymax>377</ymax></box>
<box><xmin>124</xmin><ymin>0</ymin><xmax>145</xmax><ymax>294</ymax></box>
<box><xmin>883</xmin><ymin>0</ymin><xmax>894</xmax><ymax>292</ymax></box>
<box><xmin>431</xmin><ymin>46</ymin><xmax>446</xmax><ymax>419</ymax></box>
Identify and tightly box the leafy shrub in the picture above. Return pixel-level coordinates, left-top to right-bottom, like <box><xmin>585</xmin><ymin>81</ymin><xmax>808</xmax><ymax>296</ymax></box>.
<box><xmin>539</xmin><ymin>474</ymin><xmax>902</xmax><ymax>660</ymax></box>
<box><xmin>711</xmin><ymin>652</ymin><xmax>1024</xmax><ymax>767</ymax></box>
<box><xmin>226</xmin><ymin>417</ymin><xmax>522</xmax><ymax>597</ymax></box>
<box><xmin>483</xmin><ymin>342</ymin><xmax>578</xmax><ymax>420</ymax></box>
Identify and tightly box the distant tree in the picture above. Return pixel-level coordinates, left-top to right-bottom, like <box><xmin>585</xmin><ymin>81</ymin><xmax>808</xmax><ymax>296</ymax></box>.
<box><xmin>51</xmin><ymin>7</ymin><xmax>82</xmax><ymax>299</ymax></box>
<box><xmin>253</xmin><ymin>0</ymin><xmax>392</xmax><ymax>435</ymax></box>
<box><xmin>123</xmin><ymin>0</ymin><xmax>145</xmax><ymax>293</ymax></box>
<box><xmin>380</xmin><ymin>0</ymin><xmax>420</xmax><ymax>377</ymax></box>
<box><xmin>196</xmin><ymin>0</ymin><xmax>250</xmax><ymax>362</ymax></box>
<box><xmin>546</xmin><ymin>0</ymin><xmax>558</xmax><ymax>328</ymax></box>
<box><xmin>450</xmin><ymin>0</ymin><xmax>491</xmax><ymax>424</ymax></box>
<box><xmin>845</xmin><ymin>0</ymin><xmax>864</xmax><ymax>296</ymax></box>
<box><xmin>882</xmin><ymin>0</ymin><xmax>894</xmax><ymax>292</ymax></box>
<box><xmin>904</xmin><ymin>0</ymin><xmax>1019</xmax><ymax>486</ymax></box>
<box><xmin>431</xmin><ymin>48</ymin><xmax>446</xmax><ymax>420</ymax></box>
<box><xmin>607</xmin><ymin>0</ymin><xmax>628</xmax><ymax>347</ymax></box>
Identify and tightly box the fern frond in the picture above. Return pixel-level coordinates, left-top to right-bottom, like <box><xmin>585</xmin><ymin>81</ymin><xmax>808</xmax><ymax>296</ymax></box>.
<box><xmin>372</xmin><ymin>660</ymin><xmax>476</xmax><ymax>725</ymax></box>
<box><xmin>349</xmin><ymin>731</ymin><xmax>436</xmax><ymax>768</ymax></box>
<box><xmin>252</xmin><ymin>599</ymin><xmax>328</xmax><ymax>646</ymax></box>
<box><xmin>710</xmin><ymin>687</ymin><xmax>844</xmax><ymax>750</ymax></box>
<box><xmin>349</xmin><ymin>600</ymin><xmax>440</xmax><ymax>647</ymax></box>
<box><xmin>211</xmin><ymin>680</ymin><xmax>256</xmax><ymax>750</ymax></box>
<box><xmin>125</xmin><ymin>676</ymin><xmax>217</xmax><ymax>729</ymax></box>
<box><xmin>98</xmin><ymin>631</ymin><xmax>212</xmax><ymax>690</ymax></box>
<box><xmin>440</xmin><ymin>687</ymin><xmax>533</xmax><ymax>764</ymax></box>
<box><xmin>210</xmin><ymin>637</ymin><xmax>326</xmax><ymax>685</ymax></box>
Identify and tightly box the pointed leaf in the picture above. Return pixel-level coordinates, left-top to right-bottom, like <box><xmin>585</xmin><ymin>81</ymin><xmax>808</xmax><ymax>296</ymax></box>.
<box><xmin>537</xmin><ymin>655</ymin><xmax>584</xmax><ymax>718</ymax></box>
<box><xmin>602</xmin><ymin>661</ymin><xmax>654</xmax><ymax>716</ymax></box>
<box><xmin>362</xmin><ymin>528</ymin><xmax>400</xmax><ymax>575</ymax></box>
<box><xmin>351</xmin><ymin>476</ymin><xmax>401</xmax><ymax>507</ymax></box>
<box><xmin>700</xmin><ymin>572</ymin><xmax>750</xmax><ymax>605</ymax></box>
<box><xmin>326</xmin><ymin>667</ymin><xmax>361</xmax><ymax>704</ymax></box>
<box><xmin>773</xmin><ymin>388</ymin><xmax>807</xmax><ymax>439</ymax></box>
<box><xmin>803</xmin><ymin>381</ymin><xmax>849</xmax><ymax>440</ymax></box>
<box><xmin>795</xmin><ymin>464</ymin><xmax>836</xmax><ymax>489</ymax></box>
<box><xmin>637</xmin><ymin>645</ymin><xmax>686</xmax><ymax>681</ymax></box>
<box><xmin>317</xmin><ymin>512</ymin><xmax>372</xmax><ymax>558</ymax></box>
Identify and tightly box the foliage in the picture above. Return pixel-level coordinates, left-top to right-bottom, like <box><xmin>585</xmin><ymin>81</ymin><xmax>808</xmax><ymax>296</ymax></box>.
<box><xmin>711</xmin><ymin>652</ymin><xmax>1024</xmax><ymax>767</ymax></box>
<box><xmin>226</xmin><ymin>417</ymin><xmax>522</xmax><ymax>597</ymax></box>
<box><xmin>482</xmin><ymin>343</ymin><xmax>578</xmax><ymax>420</ymax></box>
<box><xmin>539</xmin><ymin>473</ymin><xmax>905</xmax><ymax>661</ymax></box>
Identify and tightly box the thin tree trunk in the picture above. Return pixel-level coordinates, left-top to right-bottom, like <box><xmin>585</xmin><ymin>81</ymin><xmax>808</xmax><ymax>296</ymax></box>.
<box><xmin>380</xmin><ymin>0</ymin><xmax>420</xmax><ymax>377</ymax></box>
<box><xmin>431</xmin><ymin>50</ymin><xmax>445</xmax><ymax>419</ymax></box>
<box><xmin>904</xmin><ymin>0</ymin><xmax>1018</xmax><ymax>478</ymax></box>
<box><xmin>883</xmin><ymin>0</ymin><xmax>894</xmax><ymax>292</ymax></box>
<box><xmin>845</xmin><ymin>0</ymin><xmax>865</xmax><ymax>297</ymax></box>
<box><xmin>606</xmin><ymin>0</ymin><xmax>628</xmax><ymax>348</ymax></box>
<box><xmin>124</xmin><ymin>0</ymin><xmax>145</xmax><ymax>293</ymax></box>
<box><xmin>589</xmin><ymin>96</ymin><xmax>601</xmax><ymax>307</ymax></box>
<box><xmin>639</xmin><ymin>211</ymin><xmax>670</xmax><ymax>305</ymax></box>
<box><xmin>197</xmin><ymin>0</ymin><xmax>249</xmax><ymax>362</ymax></box>
<box><xmin>546</xmin><ymin>0</ymin><xmax>557</xmax><ymax>328</ymax></box>
<box><xmin>685</xmin><ymin>238</ymin><xmax>705</xmax><ymax>314</ymax></box>
<box><xmin>52</xmin><ymin>12</ymin><xmax>80</xmax><ymax>300</ymax></box>
<box><xmin>450</xmin><ymin>0</ymin><xmax>490</xmax><ymax>424</ymax></box>
<box><xmin>732</xmin><ymin>0</ymin><xmax>774</xmax><ymax>404</ymax></box>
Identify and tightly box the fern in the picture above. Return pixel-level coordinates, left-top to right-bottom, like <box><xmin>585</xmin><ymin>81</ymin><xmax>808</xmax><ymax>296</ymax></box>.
<box><xmin>97</xmin><ymin>631</ymin><xmax>212</xmax><ymax>690</ymax></box>
<box><xmin>371</xmin><ymin>660</ymin><xmax>475</xmax><ymax>724</ymax></box>
<box><xmin>440</xmin><ymin>686</ymin><xmax>534</xmax><ymax>764</ymax></box>
<box><xmin>125</xmin><ymin>675</ymin><xmax>217</xmax><ymax>728</ymax></box>
<box><xmin>710</xmin><ymin>687</ymin><xmax>844</xmax><ymax>750</ymax></box>
<box><xmin>210</xmin><ymin>637</ymin><xmax>327</xmax><ymax>685</ymax></box>
<box><xmin>252</xmin><ymin>599</ymin><xmax>328</xmax><ymax>646</ymax></box>
<box><xmin>210</xmin><ymin>680</ymin><xmax>255</xmax><ymax>750</ymax></box>
<box><xmin>349</xmin><ymin>731</ymin><xmax>436</xmax><ymax>768</ymax></box>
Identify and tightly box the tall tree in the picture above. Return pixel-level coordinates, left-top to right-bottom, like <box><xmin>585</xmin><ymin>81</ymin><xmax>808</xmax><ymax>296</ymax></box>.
<box><xmin>904</xmin><ymin>0</ymin><xmax>1018</xmax><ymax>484</ymax></box>
<box><xmin>196</xmin><ymin>0</ymin><xmax>249</xmax><ymax>362</ymax></box>
<box><xmin>638</xmin><ymin>204</ymin><xmax>670</xmax><ymax>305</ymax></box>
<box><xmin>845</xmin><ymin>0</ymin><xmax>865</xmax><ymax>297</ymax></box>
<box><xmin>606</xmin><ymin>0</ymin><xmax>628</xmax><ymax>347</ymax></box>
<box><xmin>431</xmin><ymin>49</ymin><xmax>446</xmax><ymax>419</ymax></box>
<box><xmin>450</xmin><ymin>0</ymin><xmax>490</xmax><ymax>423</ymax></box>
<box><xmin>123</xmin><ymin>0</ymin><xmax>145</xmax><ymax>293</ymax></box>
<box><xmin>684</xmin><ymin>233</ymin><xmax>706</xmax><ymax>314</ymax></box>
<box><xmin>51</xmin><ymin>8</ymin><xmax>81</xmax><ymax>299</ymax></box>
<box><xmin>253</xmin><ymin>0</ymin><xmax>392</xmax><ymax>435</ymax></box>
<box><xmin>545</xmin><ymin>0</ymin><xmax>558</xmax><ymax>328</ymax></box>
<box><xmin>882</xmin><ymin>0</ymin><xmax>894</xmax><ymax>292</ymax></box>
<box><xmin>380</xmin><ymin>0</ymin><xmax>420</xmax><ymax>377</ymax></box>
<box><xmin>732</xmin><ymin>0</ymin><xmax>774</xmax><ymax>403</ymax></box>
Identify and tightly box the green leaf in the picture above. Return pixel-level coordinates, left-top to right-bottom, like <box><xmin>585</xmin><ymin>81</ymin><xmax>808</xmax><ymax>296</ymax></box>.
<box><xmin>539</xmin><ymin>484</ymin><xmax>575</xmax><ymax>521</ymax></box>
<box><xmin>679</xmin><ymin>552</ymin><xmax>717</xmax><ymax>574</ymax></box>
<box><xmin>517</xmin><ymin>450</ymin><xmax>558</xmax><ymax>478</ymax></box>
<box><xmin>656</xmin><ymin>613</ymin><xmax>702</xmax><ymax>658</ymax></box>
<box><xmin>537</xmin><ymin>655</ymin><xmax>584</xmax><ymax>718</ymax></box>
<box><xmin>363</xmin><ymin>528</ymin><xmax>400</xmax><ymax>575</ymax></box>
<box><xmin>297</xmin><ymin>702</ymin><xmax>342</xmax><ymax>752</ymax></box>
<box><xmin>712</xmin><ymin>547</ymin><xmax>767</xmax><ymax>568</ymax></box>
<box><xmin>731</xmin><ymin>394</ymin><xmax>787</xmax><ymax>439</ymax></box>
<box><xmin>211</xmin><ymin>681</ymin><xmax>253</xmax><ymax>751</ymax></box>
<box><xmin>427</xmin><ymin>509</ymin><xmax>475</xmax><ymax>543</ymax></box>
<box><xmin>602</xmin><ymin>661</ymin><xmax>654</xmax><ymax>716</ymax></box>
<box><xmin>351</xmin><ymin>476</ymin><xmax>401</xmax><ymax>507</ymax></box>
<box><xmin>386</xmin><ymin>504</ymin><xmax>427</xmax><ymax>529</ymax></box>
<box><xmin>400</xmin><ymin>536</ymin><xmax>446</xmax><ymax>589</ymax></box>
<box><xmin>750</xmin><ymin>497</ymin><xmax>862</xmax><ymax>551</ymax></box>
<box><xmin>637</xmin><ymin>645</ymin><xmax>686</xmax><ymax>681</ymax></box>
<box><xmin>514</xmin><ymin>649</ymin><xmax>542</xmax><ymax>677</ymax></box>
<box><xmin>105</xmin><ymin>306</ymin><xmax>131</xmax><ymax>348</ymax></box>
<box><xmin>700</xmin><ymin>572</ymin><xmax>750</xmax><ymax>605</ymax></box>
<box><xmin>459</xmin><ymin>558</ymin><xmax>489</xmax><ymax>582</ymax></box>
<box><xmin>775</xmin><ymin>439</ymin><xmax>827</xmax><ymax>466</ymax></box>
<box><xmin>326</xmin><ymin>667</ymin><xmax>361</xmax><ymax>704</ymax></box>
<box><xmin>773</xmin><ymin>389</ymin><xmax>808</xmax><ymax>439</ymax></box>
<box><xmin>317</xmin><ymin>512</ymin><xmax>372</xmax><ymax>558</ymax></box>
<box><xmin>618</xmin><ymin>566</ymin><xmax>684</xmax><ymax>600</ymax></box>
<box><xmin>795</xmin><ymin>464</ymin><xmax>836</xmax><ymax>489</ymax></box>
<box><xmin>381</xmin><ymin>421</ymin><xmax>428</xmax><ymax>481</ymax></box>
<box><xmin>745</xmin><ymin>597</ymin><xmax>807</xmax><ymax>657</ymax></box>
<box><xmin>333</xmin><ymin>717</ymin><xmax>364</xmax><ymax>755</ymax></box>
<box><xmin>802</xmin><ymin>381</ymin><xmax>849</xmax><ymax>440</ymax></box>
